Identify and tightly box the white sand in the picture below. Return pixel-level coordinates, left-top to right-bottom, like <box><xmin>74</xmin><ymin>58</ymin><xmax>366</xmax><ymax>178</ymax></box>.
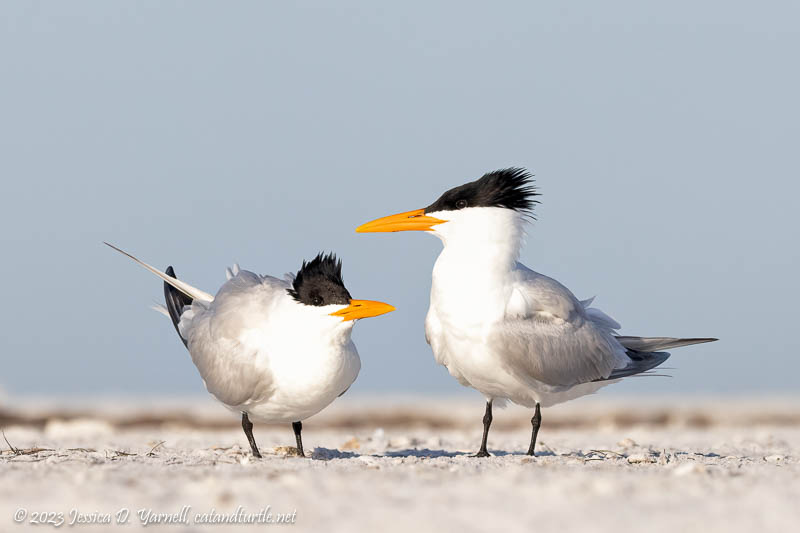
<box><xmin>1</xmin><ymin>396</ymin><xmax>798</xmax><ymax>532</ymax></box>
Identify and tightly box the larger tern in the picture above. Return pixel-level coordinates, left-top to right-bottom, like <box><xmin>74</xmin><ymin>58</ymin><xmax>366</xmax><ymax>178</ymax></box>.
<box><xmin>356</xmin><ymin>168</ymin><xmax>716</xmax><ymax>457</ymax></box>
<box><xmin>107</xmin><ymin>243</ymin><xmax>394</xmax><ymax>458</ymax></box>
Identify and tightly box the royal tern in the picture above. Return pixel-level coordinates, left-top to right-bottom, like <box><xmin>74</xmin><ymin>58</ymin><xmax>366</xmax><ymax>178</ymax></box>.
<box><xmin>357</xmin><ymin>168</ymin><xmax>716</xmax><ymax>456</ymax></box>
<box><xmin>106</xmin><ymin>243</ymin><xmax>394</xmax><ymax>458</ymax></box>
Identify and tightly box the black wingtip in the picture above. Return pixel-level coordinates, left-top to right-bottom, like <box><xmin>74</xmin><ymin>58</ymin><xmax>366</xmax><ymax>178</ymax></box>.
<box><xmin>164</xmin><ymin>266</ymin><xmax>192</xmax><ymax>348</ymax></box>
<box><xmin>598</xmin><ymin>351</ymin><xmax>672</xmax><ymax>381</ymax></box>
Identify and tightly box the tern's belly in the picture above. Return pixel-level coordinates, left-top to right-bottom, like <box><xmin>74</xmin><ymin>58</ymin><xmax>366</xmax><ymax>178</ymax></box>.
<box><xmin>228</xmin><ymin>344</ymin><xmax>360</xmax><ymax>424</ymax></box>
<box><xmin>243</xmin><ymin>387</ymin><xmax>344</xmax><ymax>423</ymax></box>
<box><xmin>426</xmin><ymin>306</ymin><xmax>528</xmax><ymax>402</ymax></box>
<box><xmin>433</xmin><ymin>330</ymin><xmax>610</xmax><ymax>408</ymax></box>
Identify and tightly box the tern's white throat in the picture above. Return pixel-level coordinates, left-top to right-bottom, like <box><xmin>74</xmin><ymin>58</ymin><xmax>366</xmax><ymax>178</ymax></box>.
<box><xmin>427</xmin><ymin>207</ymin><xmax>528</xmax><ymax>274</ymax></box>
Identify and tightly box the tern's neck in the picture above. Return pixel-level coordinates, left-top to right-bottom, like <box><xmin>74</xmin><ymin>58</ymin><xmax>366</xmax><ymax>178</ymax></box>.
<box><xmin>429</xmin><ymin>210</ymin><xmax>525</xmax><ymax>322</ymax></box>
<box><xmin>433</xmin><ymin>209</ymin><xmax>525</xmax><ymax>274</ymax></box>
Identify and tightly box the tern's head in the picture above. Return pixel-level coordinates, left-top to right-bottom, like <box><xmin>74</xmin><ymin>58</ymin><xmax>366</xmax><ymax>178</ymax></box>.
<box><xmin>288</xmin><ymin>252</ymin><xmax>395</xmax><ymax>323</ymax></box>
<box><xmin>356</xmin><ymin>168</ymin><xmax>538</xmax><ymax>244</ymax></box>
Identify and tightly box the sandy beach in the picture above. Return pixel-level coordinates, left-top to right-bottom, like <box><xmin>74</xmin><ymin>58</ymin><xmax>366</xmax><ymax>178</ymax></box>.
<box><xmin>1</xmin><ymin>395</ymin><xmax>798</xmax><ymax>532</ymax></box>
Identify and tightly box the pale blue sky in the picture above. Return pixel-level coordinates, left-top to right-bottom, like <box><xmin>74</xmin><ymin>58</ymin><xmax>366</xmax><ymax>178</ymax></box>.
<box><xmin>1</xmin><ymin>1</ymin><xmax>798</xmax><ymax>397</ymax></box>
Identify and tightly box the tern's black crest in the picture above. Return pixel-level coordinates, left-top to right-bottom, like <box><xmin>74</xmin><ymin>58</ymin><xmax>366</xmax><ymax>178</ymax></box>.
<box><xmin>287</xmin><ymin>252</ymin><xmax>352</xmax><ymax>307</ymax></box>
<box><xmin>424</xmin><ymin>167</ymin><xmax>539</xmax><ymax>217</ymax></box>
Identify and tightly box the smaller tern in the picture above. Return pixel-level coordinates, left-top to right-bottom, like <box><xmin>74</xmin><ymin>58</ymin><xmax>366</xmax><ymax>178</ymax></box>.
<box><xmin>106</xmin><ymin>243</ymin><xmax>394</xmax><ymax>458</ymax></box>
<box><xmin>357</xmin><ymin>168</ymin><xmax>716</xmax><ymax>457</ymax></box>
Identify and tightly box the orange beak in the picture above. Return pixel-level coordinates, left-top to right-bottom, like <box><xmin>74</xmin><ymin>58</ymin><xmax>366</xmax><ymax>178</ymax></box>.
<box><xmin>330</xmin><ymin>299</ymin><xmax>396</xmax><ymax>321</ymax></box>
<box><xmin>356</xmin><ymin>209</ymin><xmax>446</xmax><ymax>233</ymax></box>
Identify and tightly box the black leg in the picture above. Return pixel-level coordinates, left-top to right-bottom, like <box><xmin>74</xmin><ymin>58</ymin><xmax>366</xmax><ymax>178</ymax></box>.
<box><xmin>472</xmin><ymin>400</ymin><xmax>493</xmax><ymax>457</ymax></box>
<box><xmin>292</xmin><ymin>421</ymin><xmax>305</xmax><ymax>457</ymax></box>
<box><xmin>526</xmin><ymin>403</ymin><xmax>541</xmax><ymax>456</ymax></box>
<box><xmin>241</xmin><ymin>412</ymin><xmax>262</xmax><ymax>458</ymax></box>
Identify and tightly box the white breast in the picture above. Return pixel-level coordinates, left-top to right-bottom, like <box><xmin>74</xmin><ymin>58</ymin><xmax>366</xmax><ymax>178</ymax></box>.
<box><xmin>426</xmin><ymin>248</ymin><xmax>529</xmax><ymax>403</ymax></box>
<box><xmin>247</xmin><ymin>327</ymin><xmax>361</xmax><ymax>423</ymax></box>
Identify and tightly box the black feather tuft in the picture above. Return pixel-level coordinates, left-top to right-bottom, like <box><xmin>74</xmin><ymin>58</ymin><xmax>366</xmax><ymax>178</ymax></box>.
<box><xmin>287</xmin><ymin>252</ymin><xmax>352</xmax><ymax>307</ymax></box>
<box><xmin>424</xmin><ymin>167</ymin><xmax>540</xmax><ymax>217</ymax></box>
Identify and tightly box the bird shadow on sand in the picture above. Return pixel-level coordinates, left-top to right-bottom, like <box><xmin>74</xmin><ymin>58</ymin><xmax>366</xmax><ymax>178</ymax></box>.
<box><xmin>383</xmin><ymin>448</ymin><xmax>469</xmax><ymax>458</ymax></box>
<box><xmin>310</xmin><ymin>447</ymin><xmax>467</xmax><ymax>460</ymax></box>
<box><xmin>312</xmin><ymin>447</ymin><xmax>559</xmax><ymax>460</ymax></box>
<box><xmin>311</xmin><ymin>448</ymin><xmax>360</xmax><ymax>460</ymax></box>
<box><xmin>384</xmin><ymin>449</ymin><xmax>559</xmax><ymax>459</ymax></box>
<box><xmin>462</xmin><ymin>450</ymin><xmax>558</xmax><ymax>458</ymax></box>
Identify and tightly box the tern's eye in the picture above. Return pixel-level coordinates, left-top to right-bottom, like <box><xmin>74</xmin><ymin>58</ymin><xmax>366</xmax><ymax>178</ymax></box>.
<box><xmin>311</xmin><ymin>295</ymin><xmax>323</xmax><ymax>306</ymax></box>
<box><xmin>455</xmin><ymin>199</ymin><xmax>468</xmax><ymax>209</ymax></box>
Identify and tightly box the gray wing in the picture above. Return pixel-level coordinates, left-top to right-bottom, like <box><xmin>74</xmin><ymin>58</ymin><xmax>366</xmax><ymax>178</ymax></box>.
<box><xmin>494</xmin><ymin>264</ymin><xmax>629</xmax><ymax>388</ymax></box>
<box><xmin>179</xmin><ymin>270</ymin><xmax>283</xmax><ymax>407</ymax></box>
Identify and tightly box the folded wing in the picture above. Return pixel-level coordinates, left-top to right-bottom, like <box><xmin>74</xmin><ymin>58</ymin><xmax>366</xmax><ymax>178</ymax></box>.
<box><xmin>496</xmin><ymin>264</ymin><xmax>629</xmax><ymax>388</ymax></box>
<box><xmin>179</xmin><ymin>271</ymin><xmax>282</xmax><ymax>408</ymax></box>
